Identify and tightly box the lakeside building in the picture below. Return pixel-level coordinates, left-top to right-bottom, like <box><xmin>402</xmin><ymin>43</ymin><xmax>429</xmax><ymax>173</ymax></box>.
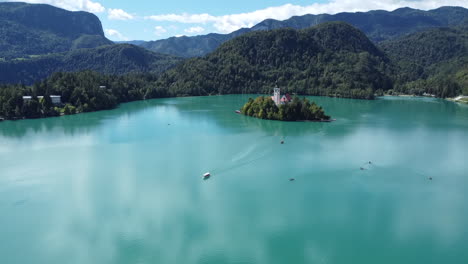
<box><xmin>271</xmin><ymin>87</ymin><xmax>292</xmax><ymax>105</ymax></box>
<box><xmin>23</xmin><ymin>95</ymin><xmax>62</xmax><ymax>105</ymax></box>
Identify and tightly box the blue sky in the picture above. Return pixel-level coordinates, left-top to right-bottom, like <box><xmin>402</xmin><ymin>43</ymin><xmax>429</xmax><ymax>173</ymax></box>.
<box><xmin>2</xmin><ymin>0</ymin><xmax>467</xmax><ymax>41</ymax></box>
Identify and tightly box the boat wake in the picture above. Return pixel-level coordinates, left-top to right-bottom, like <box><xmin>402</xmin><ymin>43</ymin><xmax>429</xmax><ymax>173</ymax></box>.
<box><xmin>210</xmin><ymin>136</ymin><xmax>280</xmax><ymax>176</ymax></box>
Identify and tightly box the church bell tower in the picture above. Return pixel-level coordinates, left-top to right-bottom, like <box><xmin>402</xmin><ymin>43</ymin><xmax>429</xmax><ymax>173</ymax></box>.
<box><xmin>273</xmin><ymin>87</ymin><xmax>280</xmax><ymax>105</ymax></box>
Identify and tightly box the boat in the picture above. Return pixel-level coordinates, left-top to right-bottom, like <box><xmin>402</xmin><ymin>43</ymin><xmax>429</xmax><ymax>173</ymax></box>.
<box><xmin>235</xmin><ymin>110</ymin><xmax>241</xmax><ymax>114</ymax></box>
<box><xmin>203</xmin><ymin>172</ymin><xmax>211</xmax><ymax>180</ymax></box>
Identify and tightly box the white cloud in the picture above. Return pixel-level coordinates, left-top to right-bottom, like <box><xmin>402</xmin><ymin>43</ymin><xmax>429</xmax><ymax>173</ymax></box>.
<box><xmin>108</xmin><ymin>8</ymin><xmax>133</xmax><ymax>20</ymax></box>
<box><xmin>105</xmin><ymin>29</ymin><xmax>128</xmax><ymax>41</ymax></box>
<box><xmin>146</xmin><ymin>13</ymin><xmax>217</xmax><ymax>24</ymax></box>
<box><xmin>184</xmin><ymin>26</ymin><xmax>205</xmax><ymax>34</ymax></box>
<box><xmin>6</xmin><ymin>0</ymin><xmax>105</xmax><ymax>13</ymax></box>
<box><xmin>154</xmin><ymin>26</ymin><xmax>167</xmax><ymax>36</ymax></box>
<box><xmin>146</xmin><ymin>0</ymin><xmax>468</xmax><ymax>33</ymax></box>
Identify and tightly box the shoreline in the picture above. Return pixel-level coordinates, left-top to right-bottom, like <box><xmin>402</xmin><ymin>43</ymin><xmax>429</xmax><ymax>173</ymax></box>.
<box><xmin>237</xmin><ymin>111</ymin><xmax>335</xmax><ymax>123</ymax></box>
<box><xmin>2</xmin><ymin>93</ymin><xmax>466</xmax><ymax>122</ymax></box>
<box><xmin>383</xmin><ymin>94</ymin><xmax>468</xmax><ymax>104</ymax></box>
<box><xmin>446</xmin><ymin>96</ymin><xmax>468</xmax><ymax>104</ymax></box>
<box><xmin>382</xmin><ymin>94</ymin><xmax>435</xmax><ymax>98</ymax></box>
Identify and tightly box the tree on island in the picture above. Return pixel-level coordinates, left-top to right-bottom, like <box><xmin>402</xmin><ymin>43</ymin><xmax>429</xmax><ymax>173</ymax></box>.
<box><xmin>241</xmin><ymin>96</ymin><xmax>330</xmax><ymax>121</ymax></box>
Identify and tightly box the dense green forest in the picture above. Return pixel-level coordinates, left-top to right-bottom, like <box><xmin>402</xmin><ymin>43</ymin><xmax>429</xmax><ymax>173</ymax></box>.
<box><xmin>1</xmin><ymin>2</ymin><xmax>467</xmax><ymax>99</ymax></box>
<box><xmin>380</xmin><ymin>25</ymin><xmax>468</xmax><ymax>97</ymax></box>
<box><xmin>153</xmin><ymin>22</ymin><xmax>393</xmax><ymax>99</ymax></box>
<box><xmin>0</xmin><ymin>2</ymin><xmax>184</xmax><ymax>85</ymax></box>
<box><xmin>0</xmin><ymin>22</ymin><xmax>393</xmax><ymax>120</ymax></box>
<box><xmin>0</xmin><ymin>71</ymin><xmax>170</xmax><ymax>119</ymax></box>
<box><xmin>241</xmin><ymin>96</ymin><xmax>330</xmax><ymax>121</ymax></box>
<box><xmin>138</xmin><ymin>6</ymin><xmax>468</xmax><ymax>57</ymax></box>
<box><xmin>0</xmin><ymin>2</ymin><xmax>111</xmax><ymax>59</ymax></box>
<box><xmin>0</xmin><ymin>44</ymin><xmax>182</xmax><ymax>85</ymax></box>
<box><xmin>2</xmin><ymin>19</ymin><xmax>468</xmax><ymax>120</ymax></box>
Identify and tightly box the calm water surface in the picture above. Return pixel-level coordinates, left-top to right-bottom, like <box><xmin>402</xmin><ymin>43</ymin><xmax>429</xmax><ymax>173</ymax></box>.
<box><xmin>1</xmin><ymin>95</ymin><xmax>468</xmax><ymax>264</ymax></box>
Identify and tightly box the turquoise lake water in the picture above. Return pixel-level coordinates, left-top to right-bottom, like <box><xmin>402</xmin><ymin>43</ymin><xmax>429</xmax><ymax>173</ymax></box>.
<box><xmin>1</xmin><ymin>95</ymin><xmax>468</xmax><ymax>264</ymax></box>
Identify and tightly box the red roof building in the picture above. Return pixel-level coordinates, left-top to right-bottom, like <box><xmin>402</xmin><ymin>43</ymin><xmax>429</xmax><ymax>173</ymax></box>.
<box><xmin>281</xmin><ymin>94</ymin><xmax>292</xmax><ymax>103</ymax></box>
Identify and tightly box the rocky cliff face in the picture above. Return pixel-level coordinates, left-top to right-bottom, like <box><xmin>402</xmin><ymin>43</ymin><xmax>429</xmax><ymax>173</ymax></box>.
<box><xmin>0</xmin><ymin>2</ymin><xmax>110</xmax><ymax>59</ymax></box>
<box><xmin>0</xmin><ymin>2</ymin><xmax>104</xmax><ymax>37</ymax></box>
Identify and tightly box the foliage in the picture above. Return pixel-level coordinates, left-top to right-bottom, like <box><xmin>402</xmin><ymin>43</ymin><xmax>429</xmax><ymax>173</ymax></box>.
<box><xmin>0</xmin><ymin>2</ymin><xmax>182</xmax><ymax>85</ymax></box>
<box><xmin>154</xmin><ymin>22</ymin><xmax>393</xmax><ymax>99</ymax></box>
<box><xmin>140</xmin><ymin>33</ymin><xmax>233</xmax><ymax>58</ymax></box>
<box><xmin>241</xmin><ymin>96</ymin><xmax>330</xmax><ymax>121</ymax></box>
<box><xmin>0</xmin><ymin>2</ymin><xmax>110</xmax><ymax>59</ymax></box>
<box><xmin>2</xmin><ymin>16</ymin><xmax>468</xmax><ymax>120</ymax></box>
<box><xmin>138</xmin><ymin>7</ymin><xmax>468</xmax><ymax>58</ymax></box>
<box><xmin>0</xmin><ymin>44</ymin><xmax>182</xmax><ymax>85</ymax></box>
<box><xmin>0</xmin><ymin>71</ymin><xmax>169</xmax><ymax>120</ymax></box>
<box><xmin>381</xmin><ymin>25</ymin><xmax>468</xmax><ymax>97</ymax></box>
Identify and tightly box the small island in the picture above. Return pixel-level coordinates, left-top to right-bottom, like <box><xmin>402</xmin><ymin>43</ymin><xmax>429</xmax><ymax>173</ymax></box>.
<box><xmin>240</xmin><ymin>88</ymin><xmax>331</xmax><ymax>122</ymax></box>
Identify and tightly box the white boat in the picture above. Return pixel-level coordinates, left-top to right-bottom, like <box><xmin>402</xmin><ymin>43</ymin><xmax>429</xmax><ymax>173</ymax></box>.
<box><xmin>203</xmin><ymin>172</ymin><xmax>211</xmax><ymax>179</ymax></box>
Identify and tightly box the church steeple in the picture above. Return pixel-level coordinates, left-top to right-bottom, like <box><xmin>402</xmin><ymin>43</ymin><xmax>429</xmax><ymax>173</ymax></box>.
<box><xmin>273</xmin><ymin>86</ymin><xmax>280</xmax><ymax>105</ymax></box>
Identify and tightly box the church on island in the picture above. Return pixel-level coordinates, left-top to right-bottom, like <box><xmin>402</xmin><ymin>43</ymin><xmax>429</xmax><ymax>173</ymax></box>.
<box><xmin>271</xmin><ymin>87</ymin><xmax>292</xmax><ymax>105</ymax></box>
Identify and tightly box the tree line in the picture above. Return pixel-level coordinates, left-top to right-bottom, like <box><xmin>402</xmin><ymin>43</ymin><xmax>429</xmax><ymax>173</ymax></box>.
<box><xmin>0</xmin><ymin>71</ymin><xmax>168</xmax><ymax>119</ymax></box>
<box><xmin>1</xmin><ymin>23</ymin><xmax>467</xmax><ymax>120</ymax></box>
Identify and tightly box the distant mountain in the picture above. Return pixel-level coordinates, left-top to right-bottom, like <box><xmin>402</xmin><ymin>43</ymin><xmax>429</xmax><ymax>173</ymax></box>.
<box><xmin>0</xmin><ymin>44</ymin><xmax>182</xmax><ymax>85</ymax></box>
<box><xmin>140</xmin><ymin>29</ymin><xmax>249</xmax><ymax>58</ymax></box>
<box><xmin>153</xmin><ymin>22</ymin><xmax>393</xmax><ymax>99</ymax></box>
<box><xmin>0</xmin><ymin>2</ymin><xmax>112</xmax><ymax>59</ymax></box>
<box><xmin>139</xmin><ymin>6</ymin><xmax>468</xmax><ymax>58</ymax></box>
<box><xmin>115</xmin><ymin>40</ymin><xmax>147</xmax><ymax>46</ymax></box>
<box><xmin>381</xmin><ymin>24</ymin><xmax>468</xmax><ymax>97</ymax></box>
<box><xmin>0</xmin><ymin>2</ymin><xmax>182</xmax><ymax>85</ymax></box>
<box><xmin>251</xmin><ymin>6</ymin><xmax>468</xmax><ymax>42</ymax></box>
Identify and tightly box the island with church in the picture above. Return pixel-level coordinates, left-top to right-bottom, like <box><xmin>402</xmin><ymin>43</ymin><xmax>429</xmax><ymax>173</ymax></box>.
<box><xmin>239</xmin><ymin>87</ymin><xmax>332</xmax><ymax>122</ymax></box>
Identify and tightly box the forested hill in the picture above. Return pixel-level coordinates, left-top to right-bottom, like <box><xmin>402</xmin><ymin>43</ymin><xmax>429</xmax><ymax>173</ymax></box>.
<box><xmin>380</xmin><ymin>25</ymin><xmax>468</xmax><ymax>97</ymax></box>
<box><xmin>153</xmin><ymin>22</ymin><xmax>393</xmax><ymax>99</ymax></box>
<box><xmin>3</xmin><ymin>22</ymin><xmax>468</xmax><ymax>120</ymax></box>
<box><xmin>140</xmin><ymin>29</ymin><xmax>249</xmax><ymax>58</ymax></box>
<box><xmin>139</xmin><ymin>6</ymin><xmax>468</xmax><ymax>57</ymax></box>
<box><xmin>252</xmin><ymin>6</ymin><xmax>468</xmax><ymax>42</ymax></box>
<box><xmin>0</xmin><ymin>2</ymin><xmax>112</xmax><ymax>59</ymax></box>
<box><xmin>0</xmin><ymin>44</ymin><xmax>182</xmax><ymax>85</ymax></box>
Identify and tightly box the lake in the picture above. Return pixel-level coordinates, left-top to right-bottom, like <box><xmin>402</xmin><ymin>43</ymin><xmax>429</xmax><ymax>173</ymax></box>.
<box><xmin>1</xmin><ymin>95</ymin><xmax>468</xmax><ymax>264</ymax></box>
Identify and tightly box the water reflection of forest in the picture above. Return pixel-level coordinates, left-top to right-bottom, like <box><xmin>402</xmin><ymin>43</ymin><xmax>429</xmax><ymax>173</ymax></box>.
<box><xmin>0</xmin><ymin>99</ymin><xmax>159</xmax><ymax>138</ymax></box>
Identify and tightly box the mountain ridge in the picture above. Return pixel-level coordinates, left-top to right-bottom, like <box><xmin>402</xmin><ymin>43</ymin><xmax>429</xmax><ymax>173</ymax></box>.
<box><xmin>0</xmin><ymin>44</ymin><xmax>182</xmax><ymax>85</ymax></box>
<box><xmin>0</xmin><ymin>2</ymin><xmax>111</xmax><ymax>59</ymax></box>
<box><xmin>139</xmin><ymin>6</ymin><xmax>468</xmax><ymax>58</ymax></box>
<box><xmin>2</xmin><ymin>22</ymin><xmax>467</xmax><ymax>120</ymax></box>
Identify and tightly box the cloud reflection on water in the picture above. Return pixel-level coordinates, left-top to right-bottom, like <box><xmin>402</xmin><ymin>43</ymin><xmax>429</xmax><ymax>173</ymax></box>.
<box><xmin>1</xmin><ymin>95</ymin><xmax>468</xmax><ymax>263</ymax></box>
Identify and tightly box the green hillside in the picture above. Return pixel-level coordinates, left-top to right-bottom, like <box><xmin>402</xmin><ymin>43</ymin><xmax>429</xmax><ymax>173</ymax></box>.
<box><xmin>0</xmin><ymin>44</ymin><xmax>182</xmax><ymax>85</ymax></box>
<box><xmin>138</xmin><ymin>7</ymin><xmax>468</xmax><ymax>57</ymax></box>
<box><xmin>0</xmin><ymin>2</ymin><xmax>112</xmax><ymax>59</ymax></box>
<box><xmin>153</xmin><ymin>22</ymin><xmax>394</xmax><ymax>99</ymax></box>
<box><xmin>3</xmin><ymin>21</ymin><xmax>468</xmax><ymax>120</ymax></box>
<box><xmin>381</xmin><ymin>25</ymin><xmax>468</xmax><ymax>97</ymax></box>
